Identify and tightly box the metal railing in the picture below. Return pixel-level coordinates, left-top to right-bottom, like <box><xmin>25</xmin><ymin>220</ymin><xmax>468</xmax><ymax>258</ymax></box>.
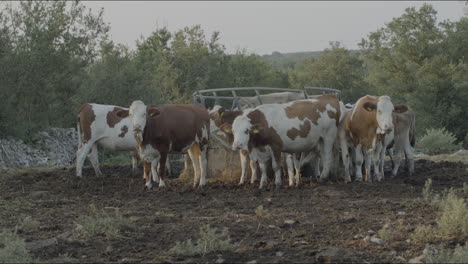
<box><xmin>193</xmin><ymin>86</ymin><xmax>340</xmax><ymax>110</ymax></box>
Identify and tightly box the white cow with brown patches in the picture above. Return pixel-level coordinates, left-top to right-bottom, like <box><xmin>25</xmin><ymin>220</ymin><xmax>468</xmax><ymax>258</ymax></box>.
<box><xmin>76</xmin><ymin>103</ymin><xmax>170</xmax><ymax>180</ymax></box>
<box><xmin>221</xmin><ymin>94</ymin><xmax>341</xmax><ymax>189</ymax></box>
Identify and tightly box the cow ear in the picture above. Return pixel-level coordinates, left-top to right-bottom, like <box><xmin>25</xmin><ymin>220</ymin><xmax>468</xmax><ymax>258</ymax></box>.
<box><xmin>218</xmin><ymin>107</ymin><xmax>226</xmax><ymax>117</ymax></box>
<box><xmin>394</xmin><ymin>104</ymin><xmax>408</xmax><ymax>113</ymax></box>
<box><xmin>362</xmin><ymin>102</ymin><xmax>377</xmax><ymax>112</ymax></box>
<box><xmin>147</xmin><ymin>107</ymin><xmax>160</xmax><ymax>117</ymax></box>
<box><xmin>115</xmin><ymin>109</ymin><xmax>129</xmax><ymax>118</ymax></box>
<box><xmin>219</xmin><ymin>123</ymin><xmax>232</xmax><ymax>134</ymax></box>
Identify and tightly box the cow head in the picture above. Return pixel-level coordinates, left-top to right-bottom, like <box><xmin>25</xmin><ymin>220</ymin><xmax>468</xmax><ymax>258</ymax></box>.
<box><xmin>129</xmin><ymin>100</ymin><xmax>147</xmax><ymax>142</ymax></box>
<box><xmin>226</xmin><ymin>115</ymin><xmax>263</xmax><ymax>151</ymax></box>
<box><xmin>208</xmin><ymin>105</ymin><xmax>225</xmax><ymax>128</ymax></box>
<box><xmin>363</xmin><ymin>96</ymin><xmax>394</xmax><ymax>134</ymax></box>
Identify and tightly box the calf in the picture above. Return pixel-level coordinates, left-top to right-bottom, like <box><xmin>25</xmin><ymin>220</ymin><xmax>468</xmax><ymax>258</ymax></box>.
<box><xmin>339</xmin><ymin>95</ymin><xmax>394</xmax><ymax>182</ymax></box>
<box><xmin>380</xmin><ymin>104</ymin><xmax>415</xmax><ymax>177</ymax></box>
<box><xmin>221</xmin><ymin>94</ymin><xmax>341</xmax><ymax>189</ymax></box>
<box><xmin>129</xmin><ymin>101</ymin><xmax>210</xmax><ymax>189</ymax></box>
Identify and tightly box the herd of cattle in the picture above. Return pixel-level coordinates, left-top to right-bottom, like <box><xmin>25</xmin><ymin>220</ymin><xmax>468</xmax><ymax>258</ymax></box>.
<box><xmin>76</xmin><ymin>91</ymin><xmax>415</xmax><ymax>190</ymax></box>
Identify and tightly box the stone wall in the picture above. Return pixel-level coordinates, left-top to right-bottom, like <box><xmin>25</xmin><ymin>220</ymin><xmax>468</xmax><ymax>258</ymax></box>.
<box><xmin>0</xmin><ymin>128</ymin><xmax>78</xmax><ymax>169</ymax></box>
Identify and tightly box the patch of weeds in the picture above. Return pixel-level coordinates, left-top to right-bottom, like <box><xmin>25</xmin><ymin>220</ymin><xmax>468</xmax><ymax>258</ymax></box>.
<box><xmin>435</xmin><ymin>189</ymin><xmax>468</xmax><ymax>238</ymax></box>
<box><xmin>18</xmin><ymin>216</ymin><xmax>40</xmax><ymax>233</ymax></box>
<box><xmin>377</xmin><ymin>223</ymin><xmax>393</xmax><ymax>241</ymax></box>
<box><xmin>417</xmin><ymin>127</ymin><xmax>460</xmax><ymax>155</ymax></box>
<box><xmin>422</xmin><ymin>178</ymin><xmax>433</xmax><ymax>202</ymax></box>
<box><xmin>254</xmin><ymin>205</ymin><xmax>271</xmax><ymax>219</ymax></box>
<box><xmin>410</xmin><ymin>225</ymin><xmax>436</xmax><ymax>243</ymax></box>
<box><xmin>170</xmin><ymin>225</ymin><xmax>239</xmax><ymax>257</ymax></box>
<box><xmin>424</xmin><ymin>244</ymin><xmax>468</xmax><ymax>263</ymax></box>
<box><xmin>73</xmin><ymin>205</ymin><xmax>135</xmax><ymax>240</ymax></box>
<box><xmin>0</xmin><ymin>229</ymin><xmax>34</xmax><ymax>263</ymax></box>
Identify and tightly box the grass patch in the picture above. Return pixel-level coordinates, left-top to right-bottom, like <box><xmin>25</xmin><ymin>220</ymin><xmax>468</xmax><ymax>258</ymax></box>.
<box><xmin>170</xmin><ymin>225</ymin><xmax>239</xmax><ymax>257</ymax></box>
<box><xmin>73</xmin><ymin>205</ymin><xmax>135</xmax><ymax>240</ymax></box>
<box><xmin>0</xmin><ymin>229</ymin><xmax>34</xmax><ymax>263</ymax></box>
<box><xmin>377</xmin><ymin>223</ymin><xmax>393</xmax><ymax>241</ymax></box>
<box><xmin>410</xmin><ymin>225</ymin><xmax>436</xmax><ymax>243</ymax></box>
<box><xmin>424</xmin><ymin>244</ymin><xmax>468</xmax><ymax>263</ymax></box>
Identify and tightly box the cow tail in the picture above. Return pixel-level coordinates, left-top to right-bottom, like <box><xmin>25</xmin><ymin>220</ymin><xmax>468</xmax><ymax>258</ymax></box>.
<box><xmin>410</xmin><ymin>113</ymin><xmax>416</xmax><ymax>148</ymax></box>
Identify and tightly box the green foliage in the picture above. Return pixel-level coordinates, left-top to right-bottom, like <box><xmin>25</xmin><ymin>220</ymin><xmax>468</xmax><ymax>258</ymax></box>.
<box><xmin>170</xmin><ymin>225</ymin><xmax>239</xmax><ymax>257</ymax></box>
<box><xmin>424</xmin><ymin>244</ymin><xmax>468</xmax><ymax>263</ymax></box>
<box><xmin>435</xmin><ymin>189</ymin><xmax>468</xmax><ymax>238</ymax></box>
<box><xmin>289</xmin><ymin>42</ymin><xmax>368</xmax><ymax>103</ymax></box>
<box><xmin>261</xmin><ymin>51</ymin><xmax>322</xmax><ymax>69</ymax></box>
<box><xmin>0</xmin><ymin>229</ymin><xmax>34</xmax><ymax>263</ymax></box>
<box><xmin>18</xmin><ymin>216</ymin><xmax>40</xmax><ymax>233</ymax></box>
<box><xmin>360</xmin><ymin>4</ymin><xmax>468</xmax><ymax>139</ymax></box>
<box><xmin>418</xmin><ymin>128</ymin><xmax>461</xmax><ymax>155</ymax></box>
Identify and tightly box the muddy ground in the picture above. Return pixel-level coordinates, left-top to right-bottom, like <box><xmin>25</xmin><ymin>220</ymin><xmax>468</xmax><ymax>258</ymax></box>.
<box><xmin>0</xmin><ymin>159</ymin><xmax>467</xmax><ymax>263</ymax></box>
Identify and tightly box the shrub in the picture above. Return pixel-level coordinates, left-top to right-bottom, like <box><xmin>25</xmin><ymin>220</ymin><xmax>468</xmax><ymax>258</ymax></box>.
<box><xmin>436</xmin><ymin>189</ymin><xmax>468</xmax><ymax>238</ymax></box>
<box><xmin>170</xmin><ymin>225</ymin><xmax>239</xmax><ymax>257</ymax></box>
<box><xmin>425</xmin><ymin>244</ymin><xmax>468</xmax><ymax>263</ymax></box>
<box><xmin>417</xmin><ymin>128</ymin><xmax>460</xmax><ymax>155</ymax></box>
<box><xmin>73</xmin><ymin>206</ymin><xmax>135</xmax><ymax>240</ymax></box>
<box><xmin>410</xmin><ymin>225</ymin><xmax>435</xmax><ymax>243</ymax></box>
<box><xmin>0</xmin><ymin>229</ymin><xmax>34</xmax><ymax>263</ymax></box>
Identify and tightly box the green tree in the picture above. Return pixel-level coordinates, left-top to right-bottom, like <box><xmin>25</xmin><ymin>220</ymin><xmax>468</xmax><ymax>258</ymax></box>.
<box><xmin>0</xmin><ymin>0</ymin><xmax>108</xmax><ymax>138</ymax></box>
<box><xmin>360</xmin><ymin>4</ymin><xmax>468</xmax><ymax>139</ymax></box>
<box><xmin>289</xmin><ymin>41</ymin><xmax>367</xmax><ymax>102</ymax></box>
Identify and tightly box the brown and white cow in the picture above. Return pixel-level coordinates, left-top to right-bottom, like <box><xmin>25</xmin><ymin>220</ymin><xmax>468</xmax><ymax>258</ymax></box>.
<box><xmin>221</xmin><ymin>94</ymin><xmax>341</xmax><ymax>189</ymax></box>
<box><xmin>76</xmin><ymin>104</ymin><xmax>139</xmax><ymax>177</ymax></box>
<box><xmin>129</xmin><ymin>101</ymin><xmax>210</xmax><ymax>189</ymax></box>
<box><xmin>339</xmin><ymin>95</ymin><xmax>395</xmax><ymax>183</ymax></box>
<box><xmin>76</xmin><ymin>104</ymin><xmax>171</xmax><ymax>180</ymax></box>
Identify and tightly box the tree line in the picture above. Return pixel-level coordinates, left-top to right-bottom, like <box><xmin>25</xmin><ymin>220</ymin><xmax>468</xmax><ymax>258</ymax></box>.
<box><xmin>0</xmin><ymin>1</ymin><xmax>466</xmax><ymax>142</ymax></box>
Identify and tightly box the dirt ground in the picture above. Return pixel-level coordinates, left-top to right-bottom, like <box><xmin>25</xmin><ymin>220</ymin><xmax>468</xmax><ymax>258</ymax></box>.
<box><xmin>0</xmin><ymin>158</ymin><xmax>467</xmax><ymax>263</ymax></box>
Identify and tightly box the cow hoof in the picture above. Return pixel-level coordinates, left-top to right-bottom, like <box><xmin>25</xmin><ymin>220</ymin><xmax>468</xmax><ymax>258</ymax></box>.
<box><xmin>355</xmin><ymin>178</ymin><xmax>363</xmax><ymax>182</ymax></box>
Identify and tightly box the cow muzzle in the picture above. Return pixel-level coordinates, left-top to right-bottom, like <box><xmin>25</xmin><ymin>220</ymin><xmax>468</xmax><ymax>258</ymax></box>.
<box><xmin>232</xmin><ymin>142</ymin><xmax>247</xmax><ymax>151</ymax></box>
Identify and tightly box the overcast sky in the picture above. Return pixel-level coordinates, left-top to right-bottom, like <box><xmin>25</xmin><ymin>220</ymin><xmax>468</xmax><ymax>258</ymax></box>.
<box><xmin>82</xmin><ymin>1</ymin><xmax>466</xmax><ymax>55</ymax></box>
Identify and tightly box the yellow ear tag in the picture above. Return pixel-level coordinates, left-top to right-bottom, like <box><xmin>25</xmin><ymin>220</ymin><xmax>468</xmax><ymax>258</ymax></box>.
<box><xmin>150</xmin><ymin>112</ymin><xmax>156</xmax><ymax>117</ymax></box>
<box><xmin>224</xmin><ymin>127</ymin><xmax>231</xmax><ymax>133</ymax></box>
<box><xmin>252</xmin><ymin>128</ymin><xmax>260</xmax><ymax>134</ymax></box>
<box><xmin>220</xmin><ymin>112</ymin><xmax>224</xmax><ymax>117</ymax></box>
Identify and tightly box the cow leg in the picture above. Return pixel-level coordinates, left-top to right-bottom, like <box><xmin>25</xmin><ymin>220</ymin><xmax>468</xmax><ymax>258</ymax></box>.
<box><xmin>76</xmin><ymin>141</ymin><xmax>94</xmax><ymax>177</ymax></box>
<box><xmin>151</xmin><ymin>159</ymin><xmax>160</xmax><ymax>184</ymax></box>
<box><xmin>286</xmin><ymin>154</ymin><xmax>295</xmax><ymax>187</ymax></box>
<box><xmin>258</xmin><ymin>161</ymin><xmax>268</xmax><ymax>190</ymax></box>
<box><xmin>339</xmin><ymin>128</ymin><xmax>352</xmax><ymax>183</ymax></box>
<box><xmin>188</xmin><ymin>144</ymin><xmax>202</xmax><ymax>188</ymax></box>
<box><xmin>88</xmin><ymin>144</ymin><xmax>102</xmax><ymax>176</ymax></box>
<box><xmin>239</xmin><ymin>150</ymin><xmax>249</xmax><ymax>185</ymax></box>
<box><xmin>318</xmin><ymin>137</ymin><xmax>335</xmax><ymax>184</ymax></box>
<box><xmin>392</xmin><ymin>147</ymin><xmax>403</xmax><ymax>177</ymax></box>
<box><xmin>198</xmin><ymin>144</ymin><xmax>208</xmax><ymax>187</ymax></box>
<box><xmin>143</xmin><ymin>161</ymin><xmax>153</xmax><ymax>190</ymax></box>
<box><xmin>405</xmin><ymin>143</ymin><xmax>415</xmax><ymax>176</ymax></box>
<box><xmin>373</xmin><ymin>143</ymin><xmax>383</xmax><ymax>181</ymax></box>
<box><xmin>157</xmin><ymin>154</ymin><xmax>167</xmax><ymax>188</ymax></box>
<box><xmin>250</xmin><ymin>160</ymin><xmax>258</xmax><ymax>184</ymax></box>
<box><xmin>271</xmin><ymin>151</ymin><xmax>282</xmax><ymax>190</ymax></box>
<box><xmin>165</xmin><ymin>157</ymin><xmax>172</xmax><ymax>177</ymax></box>
<box><xmin>379</xmin><ymin>146</ymin><xmax>386</xmax><ymax>180</ymax></box>
<box><xmin>364</xmin><ymin>149</ymin><xmax>373</xmax><ymax>182</ymax></box>
<box><xmin>354</xmin><ymin>145</ymin><xmax>364</xmax><ymax>181</ymax></box>
<box><xmin>131</xmin><ymin>151</ymin><xmax>139</xmax><ymax>177</ymax></box>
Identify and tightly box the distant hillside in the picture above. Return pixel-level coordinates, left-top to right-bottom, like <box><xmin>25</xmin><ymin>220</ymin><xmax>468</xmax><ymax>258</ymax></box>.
<box><xmin>261</xmin><ymin>51</ymin><xmax>322</xmax><ymax>68</ymax></box>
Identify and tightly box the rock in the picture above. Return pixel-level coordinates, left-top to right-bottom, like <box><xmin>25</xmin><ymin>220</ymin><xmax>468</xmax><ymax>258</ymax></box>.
<box><xmin>316</xmin><ymin>247</ymin><xmax>348</xmax><ymax>263</ymax></box>
<box><xmin>275</xmin><ymin>251</ymin><xmax>284</xmax><ymax>257</ymax></box>
<box><xmin>216</xmin><ymin>258</ymin><xmax>225</xmax><ymax>263</ymax></box>
<box><xmin>409</xmin><ymin>255</ymin><xmax>425</xmax><ymax>263</ymax></box>
<box><xmin>397</xmin><ymin>211</ymin><xmax>407</xmax><ymax>216</ymax></box>
<box><xmin>268</xmin><ymin>225</ymin><xmax>278</xmax><ymax>229</ymax></box>
<box><xmin>370</xmin><ymin>237</ymin><xmax>384</xmax><ymax>246</ymax></box>
<box><xmin>105</xmin><ymin>245</ymin><xmax>113</xmax><ymax>254</ymax></box>
<box><xmin>284</xmin><ymin>220</ymin><xmax>296</xmax><ymax>225</ymax></box>
<box><xmin>363</xmin><ymin>235</ymin><xmax>371</xmax><ymax>242</ymax></box>
<box><xmin>353</xmin><ymin>234</ymin><xmax>364</xmax><ymax>239</ymax></box>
